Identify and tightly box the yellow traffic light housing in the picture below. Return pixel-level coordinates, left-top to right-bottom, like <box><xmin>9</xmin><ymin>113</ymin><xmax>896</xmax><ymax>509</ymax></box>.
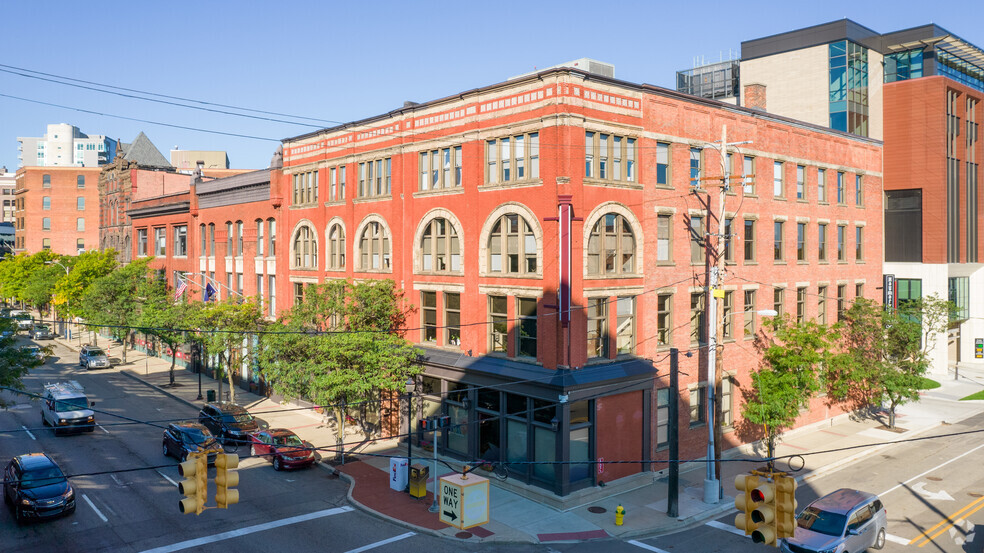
<box><xmin>750</xmin><ymin>480</ymin><xmax>778</xmax><ymax>545</ymax></box>
<box><xmin>178</xmin><ymin>452</ymin><xmax>207</xmax><ymax>515</ymax></box>
<box><xmin>734</xmin><ymin>474</ymin><xmax>761</xmax><ymax>536</ymax></box>
<box><xmin>214</xmin><ymin>453</ymin><xmax>240</xmax><ymax>509</ymax></box>
<box><xmin>775</xmin><ymin>475</ymin><xmax>798</xmax><ymax>539</ymax></box>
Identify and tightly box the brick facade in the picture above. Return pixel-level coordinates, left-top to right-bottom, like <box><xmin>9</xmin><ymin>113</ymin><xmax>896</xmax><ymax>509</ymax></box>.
<box><xmin>14</xmin><ymin>166</ymin><xmax>102</xmax><ymax>255</ymax></box>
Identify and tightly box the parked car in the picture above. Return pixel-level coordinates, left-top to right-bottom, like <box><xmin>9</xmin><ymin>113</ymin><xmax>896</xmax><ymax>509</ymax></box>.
<box><xmin>3</xmin><ymin>453</ymin><xmax>75</xmax><ymax>523</ymax></box>
<box><xmin>247</xmin><ymin>428</ymin><xmax>316</xmax><ymax>470</ymax></box>
<box><xmin>779</xmin><ymin>488</ymin><xmax>887</xmax><ymax>553</ymax></box>
<box><xmin>11</xmin><ymin>311</ymin><xmax>33</xmax><ymax>331</ymax></box>
<box><xmin>29</xmin><ymin>324</ymin><xmax>53</xmax><ymax>340</ymax></box>
<box><xmin>21</xmin><ymin>345</ymin><xmax>44</xmax><ymax>362</ymax></box>
<box><xmin>162</xmin><ymin>421</ymin><xmax>224</xmax><ymax>463</ymax></box>
<box><xmin>79</xmin><ymin>345</ymin><xmax>110</xmax><ymax>370</ymax></box>
<box><xmin>198</xmin><ymin>403</ymin><xmax>261</xmax><ymax>446</ymax></box>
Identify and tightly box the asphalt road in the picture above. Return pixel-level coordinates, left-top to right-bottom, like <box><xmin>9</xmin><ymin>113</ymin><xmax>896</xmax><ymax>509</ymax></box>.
<box><xmin>2</xmin><ymin>335</ymin><xmax>983</xmax><ymax>552</ymax></box>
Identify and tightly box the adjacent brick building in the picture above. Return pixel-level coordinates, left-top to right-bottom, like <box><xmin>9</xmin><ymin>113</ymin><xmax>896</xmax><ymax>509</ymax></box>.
<box><xmin>13</xmin><ymin>166</ymin><xmax>102</xmax><ymax>255</ymax></box>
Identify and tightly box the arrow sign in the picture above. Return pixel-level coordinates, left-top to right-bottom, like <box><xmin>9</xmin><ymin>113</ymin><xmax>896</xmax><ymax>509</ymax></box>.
<box><xmin>912</xmin><ymin>481</ymin><xmax>954</xmax><ymax>501</ymax></box>
<box><xmin>443</xmin><ymin>510</ymin><xmax>457</xmax><ymax>521</ymax></box>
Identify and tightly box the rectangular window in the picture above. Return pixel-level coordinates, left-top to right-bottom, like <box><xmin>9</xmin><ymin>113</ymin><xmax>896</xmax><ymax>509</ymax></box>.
<box><xmin>356</xmin><ymin>158</ymin><xmax>391</xmax><ymax>198</ymax></box>
<box><xmin>42</xmin><ymin>217</ymin><xmax>51</xmax><ymax>230</ymax></box>
<box><xmin>226</xmin><ymin>222</ymin><xmax>233</xmax><ymax>256</ymax></box>
<box><xmin>818</xmin><ymin>286</ymin><xmax>828</xmax><ymax>325</ymax></box>
<box><xmin>584</xmin><ymin>131</ymin><xmax>636</xmax><ymax>182</ymax></box>
<box><xmin>656</xmin><ymin>388</ymin><xmax>669</xmax><ymax>449</ymax></box>
<box><xmin>722</xmin><ymin>291</ymin><xmax>734</xmax><ymax>340</ymax></box>
<box><xmin>656</xmin><ymin>293</ymin><xmax>672</xmax><ymax>347</ymax></box>
<box><xmin>796</xmin><ymin>287</ymin><xmax>807</xmax><ymax>322</ymax></box>
<box><xmin>154</xmin><ymin>228</ymin><xmax>166</xmax><ymax>256</ymax></box>
<box><xmin>796</xmin><ymin>165</ymin><xmax>805</xmax><ymax>199</ymax></box>
<box><xmin>774</xmin><ymin>288</ymin><xmax>785</xmax><ymax>316</ymax></box>
<box><xmin>173</xmin><ymin>225</ymin><xmax>187</xmax><ymax>256</ymax></box>
<box><xmin>42</xmin><ymin>197</ymin><xmax>50</xmax><ymax>210</ymax></box>
<box><xmin>77</xmin><ymin>175</ymin><xmax>85</xmax><ymax>188</ymax></box>
<box><xmin>690</xmin><ymin>215</ymin><xmax>705</xmax><ymax>263</ymax></box>
<box><xmin>774</xmin><ymin>221</ymin><xmax>784</xmax><ymax>261</ymax></box>
<box><xmin>656</xmin><ymin>142</ymin><xmax>670</xmax><ymax>185</ymax></box>
<box><xmin>689</xmin><ymin>386</ymin><xmax>705</xmax><ymax>425</ymax></box>
<box><xmin>200</xmin><ymin>224</ymin><xmax>206</xmax><ymax>256</ymax></box>
<box><xmin>743</xmin><ymin>156</ymin><xmax>754</xmax><ymax>194</ymax></box>
<box><xmin>690</xmin><ymin>148</ymin><xmax>701</xmax><ymax>187</ymax></box>
<box><xmin>43</xmin><ymin>174</ymin><xmax>51</xmax><ymax>188</ymax></box>
<box><xmin>76</xmin><ymin>239</ymin><xmax>84</xmax><ymax>251</ymax></box>
<box><xmin>488</xmin><ymin>133</ymin><xmax>539</xmax><ymax>184</ymax></box>
<box><xmin>690</xmin><ymin>292</ymin><xmax>705</xmax><ymax>344</ymax></box>
<box><xmin>257</xmin><ymin>220</ymin><xmax>265</xmax><ymax>257</ymax></box>
<box><xmin>837</xmin><ymin>172</ymin><xmax>845</xmax><ymax>203</ymax></box>
<box><xmin>268</xmin><ymin>275</ymin><xmax>276</xmax><ymax>316</ymax></box>
<box><xmin>773</xmin><ymin>161</ymin><xmax>784</xmax><ymax>197</ymax></box>
<box><xmin>856</xmin><ymin>283</ymin><xmax>864</xmax><ymax>299</ymax></box>
<box><xmin>419</xmin><ymin>145</ymin><xmax>463</xmax><ymax>190</ymax></box>
<box><xmin>329</xmin><ymin>167</ymin><xmax>337</xmax><ymax>201</ymax></box>
<box><xmin>743</xmin><ymin>290</ymin><xmax>756</xmax><ymax>337</ymax></box>
<box><xmin>293</xmin><ymin>282</ymin><xmax>304</xmax><ymax>306</ymax></box>
<box><xmin>490</xmin><ymin>295</ymin><xmax>508</xmax><ymax>353</ymax></box>
<box><xmin>137</xmin><ymin>229</ymin><xmax>147</xmax><ymax>256</ymax></box>
<box><xmin>855</xmin><ymin>174</ymin><xmax>863</xmax><ymax>205</ymax></box>
<box><xmin>208</xmin><ymin>224</ymin><xmax>215</xmax><ymax>257</ymax></box>
<box><xmin>818</xmin><ymin>168</ymin><xmax>827</xmax><ymax>202</ymax></box>
<box><xmin>339</xmin><ymin>166</ymin><xmax>346</xmax><ymax>199</ymax></box>
<box><xmin>818</xmin><ymin>223</ymin><xmax>828</xmax><ymax>261</ymax></box>
<box><xmin>657</xmin><ymin>214</ymin><xmax>671</xmax><ymax>262</ymax></box>
<box><xmin>445</xmin><ymin>293</ymin><xmax>461</xmax><ymax>346</ymax></box>
<box><xmin>42</xmin><ymin>238</ymin><xmax>50</xmax><ymax>249</ymax></box>
<box><xmin>743</xmin><ymin>219</ymin><xmax>755</xmax><ymax>261</ymax></box>
<box><xmin>797</xmin><ymin>222</ymin><xmax>807</xmax><ymax>261</ymax></box>
<box><xmin>421</xmin><ymin>291</ymin><xmax>437</xmax><ymax>343</ymax></box>
<box><xmin>587</xmin><ymin>298</ymin><xmax>608</xmax><ymax>358</ymax></box>
<box><xmin>236</xmin><ymin>221</ymin><xmax>243</xmax><ymax>257</ymax></box>
<box><xmin>76</xmin><ymin>197</ymin><xmax>84</xmax><ymax>210</ymax></box>
<box><xmin>291</xmin><ymin>170</ymin><xmax>319</xmax><ymax>205</ymax></box>
<box><xmin>616</xmin><ymin>296</ymin><xmax>634</xmax><ymax>355</ymax></box>
<box><xmin>721</xmin><ymin>376</ymin><xmax>734</xmax><ymax>428</ymax></box>
<box><xmin>268</xmin><ymin>219</ymin><xmax>276</xmax><ymax>256</ymax></box>
<box><xmin>723</xmin><ymin>218</ymin><xmax>734</xmax><ymax>262</ymax></box>
<box><xmin>837</xmin><ymin>284</ymin><xmax>847</xmax><ymax>321</ymax></box>
<box><xmin>837</xmin><ymin>225</ymin><xmax>846</xmax><ymax>261</ymax></box>
<box><xmin>518</xmin><ymin>297</ymin><xmax>537</xmax><ymax>357</ymax></box>
<box><xmin>855</xmin><ymin>226</ymin><xmax>864</xmax><ymax>261</ymax></box>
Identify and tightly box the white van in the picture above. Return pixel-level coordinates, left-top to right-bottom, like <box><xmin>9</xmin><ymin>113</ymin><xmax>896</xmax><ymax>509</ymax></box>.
<box><xmin>41</xmin><ymin>381</ymin><xmax>96</xmax><ymax>434</ymax></box>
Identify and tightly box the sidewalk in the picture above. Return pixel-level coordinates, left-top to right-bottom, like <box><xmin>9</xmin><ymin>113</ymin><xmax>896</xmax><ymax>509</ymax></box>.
<box><xmin>52</xmin><ymin>334</ymin><xmax>984</xmax><ymax>544</ymax></box>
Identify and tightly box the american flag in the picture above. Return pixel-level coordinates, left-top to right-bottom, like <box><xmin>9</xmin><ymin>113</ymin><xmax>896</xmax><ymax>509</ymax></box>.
<box><xmin>174</xmin><ymin>279</ymin><xmax>188</xmax><ymax>300</ymax></box>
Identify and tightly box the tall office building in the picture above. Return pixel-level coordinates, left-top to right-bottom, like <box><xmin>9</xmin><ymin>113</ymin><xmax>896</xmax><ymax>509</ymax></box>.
<box><xmin>17</xmin><ymin>123</ymin><xmax>118</xmax><ymax>167</ymax></box>
<box><xmin>0</xmin><ymin>167</ymin><xmax>15</xmax><ymax>223</ymax></box>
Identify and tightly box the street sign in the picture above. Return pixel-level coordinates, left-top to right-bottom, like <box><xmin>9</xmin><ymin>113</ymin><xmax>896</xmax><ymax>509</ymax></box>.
<box><xmin>439</xmin><ymin>473</ymin><xmax>489</xmax><ymax>529</ymax></box>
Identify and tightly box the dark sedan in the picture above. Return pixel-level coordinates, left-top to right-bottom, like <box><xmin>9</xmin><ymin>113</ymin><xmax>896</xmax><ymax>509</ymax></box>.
<box><xmin>3</xmin><ymin>453</ymin><xmax>75</xmax><ymax>523</ymax></box>
<box><xmin>162</xmin><ymin>422</ymin><xmax>223</xmax><ymax>463</ymax></box>
<box><xmin>248</xmin><ymin>429</ymin><xmax>316</xmax><ymax>470</ymax></box>
<box><xmin>198</xmin><ymin>402</ymin><xmax>261</xmax><ymax>446</ymax></box>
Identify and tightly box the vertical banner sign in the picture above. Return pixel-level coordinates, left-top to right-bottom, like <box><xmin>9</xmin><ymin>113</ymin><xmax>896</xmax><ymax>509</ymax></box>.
<box><xmin>976</xmin><ymin>338</ymin><xmax>983</xmax><ymax>359</ymax></box>
<box><xmin>558</xmin><ymin>195</ymin><xmax>573</xmax><ymax>328</ymax></box>
<box><xmin>883</xmin><ymin>274</ymin><xmax>896</xmax><ymax>310</ymax></box>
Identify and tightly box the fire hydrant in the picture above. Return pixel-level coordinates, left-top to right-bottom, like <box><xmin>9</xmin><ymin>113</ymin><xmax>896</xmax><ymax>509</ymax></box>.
<box><xmin>615</xmin><ymin>504</ymin><xmax>625</xmax><ymax>526</ymax></box>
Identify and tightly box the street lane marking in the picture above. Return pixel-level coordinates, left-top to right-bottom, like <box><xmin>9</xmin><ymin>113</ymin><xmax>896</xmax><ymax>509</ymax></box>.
<box><xmin>156</xmin><ymin>470</ymin><xmax>178</xmax><ymax>487</ymax></box>
<box><xmin>886</xmin><ymin>533</ymin><xmax>910</xmax><ymax>545</ymax></box>
<box><xmin>706</xmin><ymin>520</ymin><xmax>748</xmax><ymax>537</ymax></box>
<box><xmin>626</xmin><ymin>540</ymin><xmax>672</xmax><ymax>553</ymax></box>
<box><xmin>881</xmin><ymin>441</ymin><xmax>984</xmax><ymax>497</ymax></box>
<box><xmin>342</xmin><ymin>532</ymin><xmax>415</xmax><ymax>553</ymax></box>
<box><xmin>82</xmin><ymin>493</ymin><xmax>108</xmax><ymax>523</ymax></box>
<box><xmin>137</xmin><ymin>506</ymin><xmax>354</xmax><ymax>553</ymax></box>
<box><xmin>21</xmin><ymin>425</ymin><xmax>35</xmax><ymax>440</ymax></box>
<box><xmin>97</xmin><ymin>423</ymin><xmax>109</xmax><ymax>434</ymax></box>
<box><xmin>910</xmin><ymin>495</ymin><xmax>984</xmax><ymax>546</ymax></box>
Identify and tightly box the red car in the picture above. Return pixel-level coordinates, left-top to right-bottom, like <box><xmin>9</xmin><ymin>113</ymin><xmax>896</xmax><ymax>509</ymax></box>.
<box><xmin>247</xmin><ymin>429</ymin><xmax>316</xmax><ymax>470</ymax></box>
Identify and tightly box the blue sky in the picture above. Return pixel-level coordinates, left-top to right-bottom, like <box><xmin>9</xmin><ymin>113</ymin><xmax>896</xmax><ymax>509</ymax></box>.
<box><xmin>2</xmin><ymin>0</ymin><xmax>982</xmax><ymax>170</ymax></box>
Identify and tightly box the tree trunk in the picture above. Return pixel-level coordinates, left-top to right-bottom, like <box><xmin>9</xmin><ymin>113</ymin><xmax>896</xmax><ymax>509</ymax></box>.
<box><xmin>888</xmin><ymin>401</ymin><xmax>897</xmax><ymax>429</ymax></box>
<box><xmin>333</xmin><ymin>407</ymin><xmax>346</xmax><ymax>462</ymax></box>
<box><xmin>121</xmin><ymin>332</ymin><xmax>128</xmax><ymax>365</ymax></box>
<box><xmin>168</xmin><ymin>344</ymin><xmax>176</xmax><ymax>386</ymax></box>
<box><xmin>226</xmin><ymin>349</ymin><xmax>236</xmax><ymax>404</ymax></box>
<box><xmin>216</xmin><ymin>352</ymin><xmax>224</xmax><ymax>403</ymax></box>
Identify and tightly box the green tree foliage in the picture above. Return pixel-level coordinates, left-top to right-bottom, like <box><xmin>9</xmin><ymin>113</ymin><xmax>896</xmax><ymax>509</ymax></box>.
<box><xmin>22</xmin><ymin>264</ymin><xmax>64</xmax><ymax>321</ymax></box>
<box><xmin>259</xmin><ymin>279</ymin><xmax>420</xmax><ymax>456</ymax></box>
<box><xmin>140</xmin><ymin>276</ymin><xmax>200</xmax><ymax>386</ymax></box>
<box><xmin>51</xmin><ymin>250</ymin><xmax>117</xmax><ymax>320</ymax></box>
<box><xmin>0</xmin><ymin>318</ymin><xmax>43</xmax><ymax>407</ymax></box>
<box><xmin>739</xmin><ymin>315</ymin><xmax>837</xmax><ymax>462</ymax></box>
<box><xmin>80</xmin><ymin>258</ymin><xmax>154</xmax><ymax>363</ymax></box>
<box><xmin>0</xmin><ymin>251</ymin><xmax>58</xmax><ymax>305</ymax></box>
<box><xmin>192</xmin><ymin>297</ymin><xmax>264</xmax><ymax>405</ymax></box>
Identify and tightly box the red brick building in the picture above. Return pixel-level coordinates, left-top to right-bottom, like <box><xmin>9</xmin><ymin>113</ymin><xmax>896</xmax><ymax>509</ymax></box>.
<box><xmin>13</xmin><ymin>166</ymin><xmax>102</xmax><ymax>255</ymax></box>
<box><xmin>276</xmin><ymin>67</ymin><xmax>883</xmax><ymax>497</ymax></box>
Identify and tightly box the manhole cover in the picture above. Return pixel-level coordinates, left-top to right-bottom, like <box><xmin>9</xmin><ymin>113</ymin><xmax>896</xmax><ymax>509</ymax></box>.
<box><xmin>927</xmin><ymin>476</ymin><xmax>943</xmax><ymax>482</ymax></box>
<box><xmin>455</xmin><ymin>532</ymin><xmax>473</xmax><ymax>539</ymax></box>
<box><xmin>588</xmin><ymin>506</ymin><xmax>607</xmax><ymax>514</ymax></box>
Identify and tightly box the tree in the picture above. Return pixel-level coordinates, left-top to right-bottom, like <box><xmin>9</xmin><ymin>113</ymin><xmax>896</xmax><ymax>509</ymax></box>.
<box><xmin>140</xmin><ymin>277</ymin><xmax>199</xmax><ymax>386</ymax></box>
<box><xmin>739</xmin><ymin>315</ymin><xmax>837</xmax><ymax>463</ymax></box>
<box><xmin>0</xmin><ymin>251</ymin><xmax>58</xmax><ymax>306</ymax></box>
<box><xmin>51</xmin><ymin>250</ymin><xmax>117</xmax><ymax>320</ymax></box>
<box><xmin>79</xmin><ymin>258</ymin><xmax>153</xmax><ymax>363</ymax></box>
<box><xmin>192</xmin><ymin>297</ymin><xmax>265</xmax><ymax>405</ymax></box>
<box><xmin>259</xmin><ymin>279</ymin><xmax>421</xmax><ymax>459</ymax></box>
<box><xmin>22</xmin><ymin>264</ymin><xmax>63</xmax><ymax>322</ymax></box>
<box><xmin>0</xmin><ymin>318</ymin><xmax>44</xmax><ymax>407</ymax></box>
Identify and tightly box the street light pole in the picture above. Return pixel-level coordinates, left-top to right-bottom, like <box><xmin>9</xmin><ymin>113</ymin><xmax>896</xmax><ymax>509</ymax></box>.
<box><xmin>405</xmin><ymin>377</ymin><xmax>416</xmax><ymax>491</ymax></box>
<box><xmin>45</xmin><ymin>260</ymin><xmax>71</xmax><ymax>340</ymax></box>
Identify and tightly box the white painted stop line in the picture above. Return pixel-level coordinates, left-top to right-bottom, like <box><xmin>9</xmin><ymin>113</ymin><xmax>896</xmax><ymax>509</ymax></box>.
<box><xmin>341</xmin><ymin>532</ymin><xmax>415</xmax><ymax>553</ymax></box>
<box><xmin>21</xmin><ymin>425</ymin><xmax>35</xmax><ymax>440</ymax></box>
<box><xmin>138</xmin><ymin>506</ymin><xmax>354</xmax><ymax>553</ymax></box>
<box><xmin>627</xmin><ymin>540</ymin><xmax>672</xmax><ymax>553</ymax></box>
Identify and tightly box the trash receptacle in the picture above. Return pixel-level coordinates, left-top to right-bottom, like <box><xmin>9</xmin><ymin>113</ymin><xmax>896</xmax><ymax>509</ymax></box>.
<box><xmin>389</xmin><ymin>457</ymin><xmax>409</xmax><ymax>491</ymax></box>
<box><xmin>206</xmin><ymin>390</ymin><xmax>216</xmax><ymax>402</ymax></box>
<box><xmin>409</xmin><ymin>463</ymin><xmax>429</xmax><ymax>498</ymax></box>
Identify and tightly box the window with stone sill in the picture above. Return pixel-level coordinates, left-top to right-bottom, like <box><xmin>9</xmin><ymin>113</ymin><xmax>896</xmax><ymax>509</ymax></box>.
<box><xmin>584</xmin><ymin>131</ymin><xmax>635</xmax><ymax>183</ymax></box>
<box><xmin>291</xmin><ymin>170</ymin><xmax>319</xmax><ymax>205</ymax></box>
<box><xmin>292</xmin><ymin>225</ymin><xmax>318</xmax><ymax>270</ymax></box>
<box><xmin>488</xmin><ymin>213</ymin><xmax>537</xmax><ymax>275</ymax></box>
<box><xmin>420</xmin><ymin>146</ymin><xmax>462</xmax><ymax>191</ymax></box>
<box><xmin>487</xmin><ymin>132</ymin><xmax>539</xmax><ymax>185</ymax></box>
<box><xmin>358</xmin><ymin>221</ymin><xmax>391</xmax><ymax>271</ymax></box>
<box><xmin>586</xmin><ymin>213</ymin><xmax>636</xmax><ymax>276</ymax></box>
<box><xmin>357</xmin><ymin>158</ymin><xmax>391</xmax><ymax>198</ymax></box>
<box><xmin>327</xmin><ymin>223</ymin><xmax>345</xmax><ymax>270</ymax></box>
<box><xmin>419</xmin><ymin>218</ymin><xmax>460</xmax><ymax>273</ymax></box>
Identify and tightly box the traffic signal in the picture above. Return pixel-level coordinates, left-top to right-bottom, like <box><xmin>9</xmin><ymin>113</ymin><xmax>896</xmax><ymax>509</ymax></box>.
<box><xmin>734</xmin><ymin>474</ymin><xmax>761</xmax><ymax>536</ymax></box>
<box><xmin>749</xmin><ymin>479</ymin><xmax>778</xmax><ymax>545</ymax></box>
<box><xmin>178</xmin><ymin>452</ymin><xmax>207</xmax><ymax>515</ymax></box>
<box><xmin>214</xmin><ymin>453</ymin><xmax>240</xmax><ymax>509</ymax></box>
<box><xmin>775</xmin><ymin>475</ymin><xmax>798</xmax><ymax>539</ymax></box>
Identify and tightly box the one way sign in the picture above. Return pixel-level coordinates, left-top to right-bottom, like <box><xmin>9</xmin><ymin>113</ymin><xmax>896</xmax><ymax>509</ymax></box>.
<box><xmin>438</xmin><ymin>473</ymin><xmax>489</xmax><ymax>529</ymax></box>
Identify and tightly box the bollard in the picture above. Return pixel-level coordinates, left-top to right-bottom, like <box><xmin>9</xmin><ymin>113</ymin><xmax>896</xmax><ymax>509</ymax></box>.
<box><xmin>615</xmin><ymin>504</ymin><xmax>626</xmax><ymax>526</ymax></box>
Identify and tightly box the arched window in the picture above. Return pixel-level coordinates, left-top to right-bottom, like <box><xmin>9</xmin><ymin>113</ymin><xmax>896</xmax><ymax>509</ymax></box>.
<box><xmin>419</xmin><ymin>218</ymin><xmax>460</xmax><ymax>272</ymax></box>
<box><xmin>292</xmin><ymin>225</ymin><xmax>318</xmax><ymax>269</ymax></box>
<box><xmin>359</xmin><ymin>222</ymin><xmax>390</xmax><ymax>270</ymax></box>
<box><xmin>225</xmin><ymin>221</ymin><xmax>233</xmax><ymax>256</ymax></box>
<box><xmin>327</xmin><ymin>223</ymin><xmax>345</xmax><ymax>270</ymax></box>
<box><xmin>587</xmin><ymin>213</ymin><xmax>636</xmax><ymax>275</ymax></box>
<box><xmin>488</xmin><ymin>213</ymin><xmax>537</xmax><ymax>274</ymax></box>
<box><xmin>207</xmin><ymin>223</ymin><xmax>215</xmax><ymax>257</ymax></box>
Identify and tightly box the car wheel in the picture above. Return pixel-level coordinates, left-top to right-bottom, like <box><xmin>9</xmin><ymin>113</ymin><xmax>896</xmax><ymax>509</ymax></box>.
<box><xmin>273</xmin><ymin>457</ymin><xmax>283</xmax><ymax>471</ymax></box>
<box><xmin>249</xmin><ymin>444</ymin><xmax>256</xmax><ymax>457</ymax></box>
<box><xmin>163</xmin><ymin>441</ymin><xmax>170</xmax><ymax>458</ymax></box>
<box><xmin>874</xmin><ymin>528</ymin><xmax>886</xmax><ymax>549</ymax></box>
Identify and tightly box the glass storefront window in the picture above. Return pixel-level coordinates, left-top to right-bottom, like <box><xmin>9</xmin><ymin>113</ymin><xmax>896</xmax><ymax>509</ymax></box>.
<box><xmin>419</xmin><ymin>375</ymin><xmax>441</xmax><ymax>396</ymax></box>
<box><xmin>506</xmin><ymin>419</ymin><xmax>528</xmax><ymax>466</ymax></box>
<box><xmin>569</xmin><ymin>426</ymin><xmax>592</xmax><ymax>482</ymax></box>
<box><xmin>447</xmin><ymin>404</ymin><xmax>468</xmax><ymax>455</ymax></box>
<box><xmin>478</xmin><ymin>388</ymin><xmax>500</xmax><ymax>411</ymax></box>
<box><xmin>570</xmin><ymin>400</ymin><xmax>590</xmax><ymax>424</ymax></box>
<box><xmin>478</xmin><ymin>411</ymin><xmax>500</xmax><ymax>462</ymax></box>
<box><xmin>533</xmin><ymin>426</ymin><xmax>556</xmax><ymax>484</ymax></box>
<box><xmin>506</xmin><ymin>393</ymin><xmax>527</xmax><ymax>416</ymax></box>
<box><xmin>447</xmin><ymin>381</ymin><xmax>469</xmax><ymax>404</ymax></box>
<box><xmin>532</xmin><ymin>398</ymin><xmax>556</xmax><ymax>425</ymax></box>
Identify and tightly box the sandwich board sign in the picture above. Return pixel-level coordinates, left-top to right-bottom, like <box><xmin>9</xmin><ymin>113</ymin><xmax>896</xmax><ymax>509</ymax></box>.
<box><xmin>438</xmin><ymin>473</ymin><xmax>489</xmax><ymax>529</ymax></box>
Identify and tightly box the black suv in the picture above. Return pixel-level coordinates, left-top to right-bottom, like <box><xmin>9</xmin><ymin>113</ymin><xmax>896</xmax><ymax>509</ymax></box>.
<box><xmin>162</xmin><ymin>421</ymin><xmax>224</xmax><ymax>462</ymax></box>
<box><xmin>3</xmin><ymin>453</ymin><xmax>75</xmax><ymax>523</ymax></box>
<box><xmin>198</xmin><ymin>402</ymin><xmax>261</xmax><ymax>445</ymax></box>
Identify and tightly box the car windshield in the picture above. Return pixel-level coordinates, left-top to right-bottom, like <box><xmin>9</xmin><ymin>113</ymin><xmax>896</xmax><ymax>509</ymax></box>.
<box><xmin>273</xmin><ymin>434</ymin><xmax>303</xmax><ymax>447</ymax></box>
<box><xmin>13</xmin><ymin>313</ymin><xmax>30</xmax><ymax>320</ymax></box>
<box><xmin>221</xmin><ymin>411</ymin><xmax>254</xmax><ymax>424</ymax></box>
<box><xmin>797</xmin><ymin>507</ymin><xmax>847</xmax><ymax>536</ymax></box>
<box><xmin>179</xmin><ymin>427</ymin><xmax>213</xmax><ymax>445</ymax></box>
<box><xmin>34</xmin><ymin>325</ymin><xmax>49</xmax><ymax>331</ymax></box>
<box><xmin>20</xmin><ymin>466</ymin><xmax>66</xmax><ymax>489</ymax></box>
<box><xmin>87</xmin><ymin>348</ymin><xmax>105</xmax><ymax>357</ymax></box>
<box><xmin>23</xmin><ymin>347</ymin><xmax>39</xmax><ymax>353</ymax></box>
<box><xmin>54</xmin><ymin>398</ymin><xmax>89</xmax><ymax>412</ymax></box>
